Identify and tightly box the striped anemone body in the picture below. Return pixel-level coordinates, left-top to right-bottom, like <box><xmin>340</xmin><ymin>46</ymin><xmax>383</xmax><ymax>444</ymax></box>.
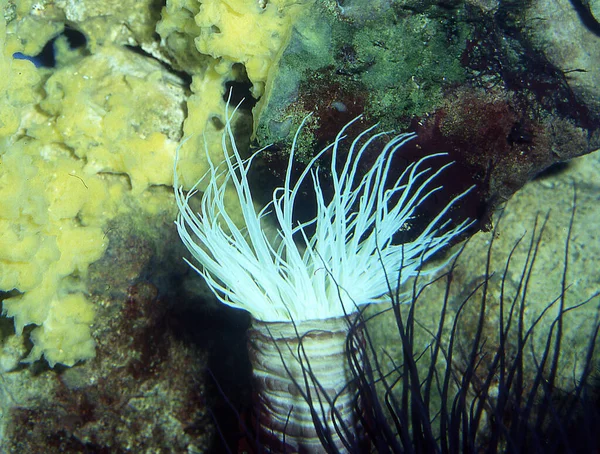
<box><xmin>248</xmin><ymin>316</ymin><xmax>363</xmax><ymax>452</ymax></box>
<box><xmin>174</xmin><ymin>103</ymin><xmax>472</xmax><ymax>452</ymax></box>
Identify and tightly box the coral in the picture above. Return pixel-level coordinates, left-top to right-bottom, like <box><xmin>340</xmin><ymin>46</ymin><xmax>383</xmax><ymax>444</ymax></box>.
<box><xmin>0</xmin><ymin>8</ymin><xmax>41</xmax><ymax>140</ymax></box>
<box><xmin>10</xmin><ymin>0</ymin><xmax>164</xmax><ymax>53</ymax></box>
<box><xmin>0</xmin><ymin>104</ymin><xmax>111</xmax><ymax>368</ymax></box>
<box><xmin>37</xmin><ymin>45</ymin><xmax>184</xmax><ymax>194</ymax></box>
<box><xmin>156</xmin><ymin>0</ymin><xmax>315</xmax><ymax>189</ymax></box>
<box><xmin>3</xmin><ymin>0</ymin><xmax>64</xmax><ymax>58</ymax></box>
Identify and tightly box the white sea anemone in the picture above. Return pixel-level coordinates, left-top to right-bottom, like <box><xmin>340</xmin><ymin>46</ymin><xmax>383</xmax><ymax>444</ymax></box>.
<box><xmin>174</xmin><ymin>103</ymin><xmax>473</xmax><ymax>452</ymax></box>
<box><xmin>174</xmin><ymin>105</ymin><xmax>472</xmax><ymax>323</ymax></box>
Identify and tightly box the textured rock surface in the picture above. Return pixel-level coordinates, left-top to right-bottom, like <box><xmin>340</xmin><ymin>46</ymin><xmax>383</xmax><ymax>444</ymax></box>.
<box><xmin>523</xmin><ymin>0</ymin><xmax>600</xmax><ymax>115</ymax></box>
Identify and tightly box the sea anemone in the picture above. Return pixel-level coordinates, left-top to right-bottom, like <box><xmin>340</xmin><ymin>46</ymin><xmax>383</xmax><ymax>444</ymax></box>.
<box><xmin>174</xmin><ymin>103</ymin><xmax>472</xmax><ymax>452</ymax></box>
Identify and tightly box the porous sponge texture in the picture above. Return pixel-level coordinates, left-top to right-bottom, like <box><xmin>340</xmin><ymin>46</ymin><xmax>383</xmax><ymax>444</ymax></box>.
<box><xmin>158</xmin><ymin>0</ymin><xmax>312</xmax><ymax>97</ymax></box>
<box><xmin>0</xmin><ymin>137</ymin><xmax>110</xmax><ymax>367</ymax></box>
<box><xmin>194</xmin><ymin>0</ymin><xmax>298</xmax><ymax>98</ymax></box>
<box><xmin>0</xmin><ymin>23</ymin><xmax>182</xmax><ymax>367</ymax></box>
<box><xmin>38</xmin><ymin>46</ymin><xmax>185</xmax><ymax>194</ymax></box>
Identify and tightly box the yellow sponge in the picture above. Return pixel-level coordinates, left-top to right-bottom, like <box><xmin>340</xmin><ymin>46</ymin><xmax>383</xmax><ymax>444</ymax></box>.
<box><xmin>0</xmin><ymin>139</ymin><xmax>110</xmax><ymax>366</ymax></box>
<box><xmin>0</xmin><ymin>41</ymin><xmax>182</xmax><ymax>367</ymax></box>
<box><xmin>26</xmin><ymin>293</ymin><xmax>96</xmax><ymax>368</ymax></box>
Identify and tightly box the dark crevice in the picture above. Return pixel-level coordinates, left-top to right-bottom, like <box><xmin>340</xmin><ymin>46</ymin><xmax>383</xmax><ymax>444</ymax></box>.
<box><xmin>123</xmin><ymin>44</ymin><xmax>193</xmax><ymax>88</ymax></box>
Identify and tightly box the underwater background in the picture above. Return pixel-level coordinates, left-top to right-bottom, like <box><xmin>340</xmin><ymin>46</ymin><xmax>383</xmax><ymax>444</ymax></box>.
<box><xmin>0</xmin><ymin>0</ymin><xmax>599</xmax><ymax>452</ymax></box>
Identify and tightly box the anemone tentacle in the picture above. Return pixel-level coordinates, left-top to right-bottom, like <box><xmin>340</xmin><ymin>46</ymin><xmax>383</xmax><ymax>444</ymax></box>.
<box><xmin>174</xmin><ymin>105</ymin><xmax>472</xmax><ymax>322</ymax></box>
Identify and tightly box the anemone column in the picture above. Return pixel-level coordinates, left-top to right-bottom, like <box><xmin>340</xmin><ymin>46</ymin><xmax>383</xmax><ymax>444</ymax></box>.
<box><xmin>249</xmin><ymin>317</ymin><xmax>362</xmax><ymax>452</ymax></box>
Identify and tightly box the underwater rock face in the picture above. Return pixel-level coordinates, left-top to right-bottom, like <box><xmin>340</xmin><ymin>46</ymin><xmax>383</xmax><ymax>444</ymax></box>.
<box><xmin>523</xmin><ymin>0</ymin><xmax>600</xmax><ymax>116</ymax></box>
<box><xmin>0</xmin><ymin>0</ymin><xmax>598</xmax><ymax>452</ymax></box>
<box><xmin>367</xmin><ymin>147</ymin><xmax>600</xmax><ymax>449</ymax></box>
<box><xmin>253</xmin><ymin>0</ymin><xmax>600</xmax><ymax>231</ymax></box>
<box><xmin>411</xmin><ymin>86</ymin><xmax>594</xmax><ymax>227</ymax></box>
